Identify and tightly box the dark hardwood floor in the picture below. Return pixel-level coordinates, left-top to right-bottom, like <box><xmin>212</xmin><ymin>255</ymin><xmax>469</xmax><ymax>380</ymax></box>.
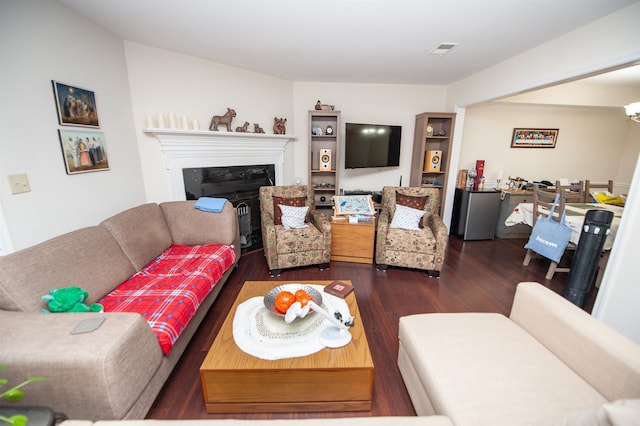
<box><xmin>146</xmin><ymin>236</ymin><xmax>598</xmax><ymax>420</ymax></box>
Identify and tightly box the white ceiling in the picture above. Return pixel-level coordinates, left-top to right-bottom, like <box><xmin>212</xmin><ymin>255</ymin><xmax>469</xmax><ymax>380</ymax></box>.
<box><xmin>56</xmin><ymin>0</ymin><xmax>640</xmax><ymax>86</ymax></box>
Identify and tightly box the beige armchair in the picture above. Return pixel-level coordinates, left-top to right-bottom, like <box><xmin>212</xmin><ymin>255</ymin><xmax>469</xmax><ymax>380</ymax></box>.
<box><xmin>259</xmin><ymin>185</ymin><xmax>331</xmax><ymax>276</ymax></box>
<box><xmin>375</xmin><ymin>186</ymin><xmax>448</xmax><ymax>277</ymax></box>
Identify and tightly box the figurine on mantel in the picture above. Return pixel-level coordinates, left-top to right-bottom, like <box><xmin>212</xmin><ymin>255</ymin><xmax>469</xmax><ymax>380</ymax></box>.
<box><xmin>254</xmin><ymin>123</ymin><xmax>265</xmax><ymax>133</ymax></box>
<box><xmin>209</xmin><ymin>108</ymin><xmax>236</xmax><ymax>131</ymax></box>
<box><xmin>315</xmin><ymin>100</ymin><xmax>335</xmax><ymax>111</ymax></box>
<box><xmin>235</xmin><ymin>121</ymin><xmax>249</xmax><ymax>132</ymax></box>
<box><xmin>273</xmin><ymin>117</ymin><xmax>287</xmax><ymax>135</ymax></box>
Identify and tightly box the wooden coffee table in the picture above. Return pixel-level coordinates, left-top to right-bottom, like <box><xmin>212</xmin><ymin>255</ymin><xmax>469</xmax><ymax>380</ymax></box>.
<box><xmin>200</xmin><ymin>280</ymin><xmax>374</xmax><ymax>413</ymax></box>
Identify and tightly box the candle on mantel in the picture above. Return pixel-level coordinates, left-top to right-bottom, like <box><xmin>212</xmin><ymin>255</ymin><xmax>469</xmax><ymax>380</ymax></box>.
<box><xmin>168</xmin><ymin>113</ymin><xmax>177</xmax><ymax>129</ymax></box>
<box><xmin>145</xmin><ymin>115</ymin><xmax>155</xmax><ymax>128</ymax></box>
<box><xmin>192</xmin><ymin>119</ymin><xmax>200</xmax><ymax>130</ymax></box>
<box><xmin>181</xmin><ymin>115</ymin><xmax>190</xmax><ymax>130</ymax></box>
<box><xmin>156</xmin><ymin>114</ymin><xmax>165</xmax><ymax>128</ymax></box>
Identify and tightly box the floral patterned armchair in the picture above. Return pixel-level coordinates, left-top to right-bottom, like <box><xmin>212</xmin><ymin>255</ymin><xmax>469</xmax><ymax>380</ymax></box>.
<box><xmin>259</xmin><ymin>185</ymin><xmax>331</xmax><ymax>276</ymax></box>
<box><xmin>375</xmin><ymin>186</ymin><xmax>448</xmax><ymax>277</ymax></box>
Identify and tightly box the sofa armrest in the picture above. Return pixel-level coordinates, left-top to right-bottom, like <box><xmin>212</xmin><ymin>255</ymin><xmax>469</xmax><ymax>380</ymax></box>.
<box><xmin>425</xmin><ymin>214</ymin><xmax>448</xmax><ymax>242</ymax></box>
<box><xmin>424</xmin><ymin>214</ymin><xmax>448</xmax><ymax>271</ymax></box>
<box><xmin>309</xmin><ymin>210</ymin><xmax>331</xmax><ymax>235</ymax></box>
<box><xmin>260</xmin><ymin>211</ymin><xmax>278</xmax><ymax>269</ymax></box>
<box><xmin>0</xmin><ymin>311</ymin><xmax>163</xmax><ymax>420</ymax></box>
<box><xmin>510</xmin><ymin>282</ymin><xmax>640</xmax><ymax>401</ymax></box>
<box><xmin>310</xmin><ymin>210</ymin><xmax>332</xmax><ymax>264</ymax></box>
<box><xmin>375</xmin><ymin>209</ymin><xmax>390</xmax><ymax>264</ymax></box>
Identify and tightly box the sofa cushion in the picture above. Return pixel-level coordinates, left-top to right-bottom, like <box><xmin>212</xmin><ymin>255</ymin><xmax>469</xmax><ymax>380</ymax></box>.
<box><xmin>510</xmin><ymin>281</ymin><xmax>640</xmax><ymax>402</ymax></box>
<box><xmin>160</xmin><ymin>201</ymin><xmax>238</xmax><ymax>247</ymax></box>
<box><xmin>0</xmin><ymin>226</ymin><xmax>136</xmax><ymax>311</ymax></box>
<box><xmin>385</xmin><ymin>227</ymin><xmax>436</xmax><ymax>253</ymax></box>
<box><xmin>100</xmin><ymin>203</ymin><xmax>172</xmax><ymax>271</ymax></box>
<box><xmin>398</xmin><ymin>312</ymin><xmax>607</xmax><ymax>426</ymax></box>
<box><xmin>559</xmin><ymin>398</ymin><xmax>640</xmax><ymax>425</ymax></box>
<box><xmin>99</xmin><ymin>244</ymin><xmax>237</xmax><ymax>354</ymax></box>
<box><xmin>275</xmin><ymin>225</ymin><xmax>324</xmax><ymax>254</ymax></box>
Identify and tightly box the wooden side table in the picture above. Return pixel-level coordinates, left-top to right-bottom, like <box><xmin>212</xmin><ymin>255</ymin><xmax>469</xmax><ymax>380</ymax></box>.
<box><xmin>330</xmin><ymin>218</ymin><xmax>375</xmax><ymax>264</ymax></box>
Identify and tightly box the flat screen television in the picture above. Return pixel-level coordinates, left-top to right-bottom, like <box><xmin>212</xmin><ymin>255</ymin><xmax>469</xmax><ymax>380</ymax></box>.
<box><xmin>344</xmin><ymin>122</ymin><xmax>402</xmax><ymax>169</ymax></box>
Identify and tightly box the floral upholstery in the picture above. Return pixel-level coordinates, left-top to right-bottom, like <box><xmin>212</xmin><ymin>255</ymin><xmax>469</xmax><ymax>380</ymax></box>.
<box><xmin>375</xmin><ymin>186</ymin><xmax>448</xmax><ymax>276</ymax></box>
<box><xmin>259</xmin><ymin>185</ymin><xmax>331</xmax><ymax>273</ymax></box>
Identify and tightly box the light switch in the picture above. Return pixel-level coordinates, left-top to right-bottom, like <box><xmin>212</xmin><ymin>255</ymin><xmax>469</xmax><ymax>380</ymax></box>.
<box><xmin>7</xmin><ymin>173</ymin><xmax>31</xmax><ymax>194</ymax></box>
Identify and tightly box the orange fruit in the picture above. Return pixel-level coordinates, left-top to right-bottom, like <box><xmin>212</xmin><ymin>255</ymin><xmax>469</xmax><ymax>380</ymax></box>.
<box><xmin>275</xmin><ymin>291</ymin><xmax>295</xmax><ymax>313</ymax></box>
<box><xmin>295</xmin><ymin>289</ymin><xmax>312</xmax><ymax>307</ymax></box>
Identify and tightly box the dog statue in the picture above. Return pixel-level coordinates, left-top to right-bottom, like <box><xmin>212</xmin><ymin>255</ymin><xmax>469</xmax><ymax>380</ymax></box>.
<box><xmin>209</xmin><ymin>108</ymin><xmax>236</xmax><ymax>131</ymax></box>
<box><xmin>273</xmin><ymin>117</ymin><xmax>287</xmax><ymax>135</ymax></box>
<box><xmin>254</xmin><ymin>123</ymin><xmax>265</xmax><ymax>134</ymax></box>
<box><xmin>235</xmin><ymin>121</ymin><xmax>249</xmax><ymax>132</ymax></box>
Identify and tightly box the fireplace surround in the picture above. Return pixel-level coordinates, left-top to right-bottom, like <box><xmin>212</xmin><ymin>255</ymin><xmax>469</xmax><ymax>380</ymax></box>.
<box><xmin>145</xmin><ymin>128</ymin><xmax>294</xmax><ymax>199</ymax></box>
<box><xmin>145</xmin><ymin>129</ymin><xmax>295</xmax><ymax>252</ymax></box>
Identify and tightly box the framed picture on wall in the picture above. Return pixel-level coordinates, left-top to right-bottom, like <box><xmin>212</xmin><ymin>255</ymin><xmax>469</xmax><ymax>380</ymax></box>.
<box><xmin>511</xmin><ymin>128</ymin><xmax>558</xmax><ymax>148</ymax></box>
<box><xmin>58</xmin><ymin>129</ymin><xmax>109</xmax><ymax>174</ymax></box>
<box><xmin>52</xmin><ymin>81</ymin><xmax>100</xmax><ymax>127</ymax></box>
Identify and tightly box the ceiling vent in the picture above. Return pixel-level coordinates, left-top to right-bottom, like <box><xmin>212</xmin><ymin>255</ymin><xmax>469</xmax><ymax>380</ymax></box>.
<box><xmin>430</xmin><ymin>43</ymin><xmax>459</xmax><ymax>56</ymax></box>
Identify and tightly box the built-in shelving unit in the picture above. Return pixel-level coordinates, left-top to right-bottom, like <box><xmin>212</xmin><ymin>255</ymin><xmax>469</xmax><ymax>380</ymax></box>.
<box><xmin>308</xmin><ymin>110</ymin><xmax>340</xmax><ymax>214</ymax></box>
<box><xmin>409</xmin><ymin>112</ymin><xmax>456</xmax><ymax>216</ymax></box>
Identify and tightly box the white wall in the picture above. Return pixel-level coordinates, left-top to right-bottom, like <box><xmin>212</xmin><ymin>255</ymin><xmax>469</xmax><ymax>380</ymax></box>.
<box><xmin>0</xmin><ymin>0</ymin><xmax>145</xmax><ymax>250</ymax></box>
<box><xmin>123</xmin><ymin>42</ymin><xmax>295</xmax><ymax>202</ymax></box>
<box><xmin>592</xmin><ymin>152</ymin><xmax>640</xmax><ymax>344</ymax></box>
<box><xmin>123</xmin><ymin>48</ymin><xmax>449</xmax><ymax>202</ymax></box>
<box><xmin>459</xmin><ymin>103</ymin><xmax>633</xmax><ymax>186</ymax></box>
<box><xmin>292</xmin><ymin>83</ymin><xmax>447</xmax><ymax>193</ymax></box>
<box><xmin>616</xmin><ymin>119</ymin><xmax>640</xmax><ymax>190</ymax></box>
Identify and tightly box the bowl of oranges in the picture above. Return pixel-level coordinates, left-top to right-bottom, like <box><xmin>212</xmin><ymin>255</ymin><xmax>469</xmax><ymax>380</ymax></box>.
<box><xmin>263</xmin><ymin>284</ymin><xmax>323</xmax><ymax>317</ymax></box>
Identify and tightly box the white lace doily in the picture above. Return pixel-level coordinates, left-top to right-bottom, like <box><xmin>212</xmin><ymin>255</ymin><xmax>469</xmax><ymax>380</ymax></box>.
<box><xmin>232</xmin><ymin>284</ymin><xmax>351</xmax><ymax>360</ymax></box>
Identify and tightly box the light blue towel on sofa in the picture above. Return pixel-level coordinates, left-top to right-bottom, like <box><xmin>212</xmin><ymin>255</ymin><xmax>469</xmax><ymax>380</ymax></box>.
<box><xmin>195</xmin><ymin>197</ymin><xmax>228</xmax><ymax>213</ymax></box>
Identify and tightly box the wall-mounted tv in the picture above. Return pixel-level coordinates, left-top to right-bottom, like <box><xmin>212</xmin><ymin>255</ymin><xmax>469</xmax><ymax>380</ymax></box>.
<box><xmin>344</xmin><ymin>122</ymin><xmax>401</xmax><ymax>169</ymax></box>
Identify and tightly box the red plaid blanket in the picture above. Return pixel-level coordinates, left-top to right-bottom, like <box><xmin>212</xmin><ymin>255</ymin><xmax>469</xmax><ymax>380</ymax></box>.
<box><xmin>99</xmin><ymin>244</ymin><xmax>236</xmax><ymax>355</ymax></box>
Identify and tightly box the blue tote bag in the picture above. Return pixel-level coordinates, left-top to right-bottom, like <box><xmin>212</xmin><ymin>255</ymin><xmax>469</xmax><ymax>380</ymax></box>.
<box><xmin>524</xmin><ymin>193</ymin><xmax>572</xmax><ymax>263</ymax></box>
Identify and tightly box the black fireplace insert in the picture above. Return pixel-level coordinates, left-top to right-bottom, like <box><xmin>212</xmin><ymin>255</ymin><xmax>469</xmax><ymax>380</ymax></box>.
<box><xmin>183</xmin><ymin>165</ymin><xmax>275</xmax><ymax>253</ymax></box>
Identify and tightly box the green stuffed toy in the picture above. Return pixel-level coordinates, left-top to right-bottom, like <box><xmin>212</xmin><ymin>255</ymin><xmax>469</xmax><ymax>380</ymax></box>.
<box><xmin>42</xmin><ymin>286</ymin><xmax>104</xmax><ymax>313</ymax></box>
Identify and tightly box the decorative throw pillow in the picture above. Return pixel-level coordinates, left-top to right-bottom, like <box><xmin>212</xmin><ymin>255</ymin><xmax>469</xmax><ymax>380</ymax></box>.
<box><xmin>272</xmin><ymin>196</ymin><xmax>306</xmax><ymax>225</ymax></box>
<box><xmin>395</xmin><ymin>191</ymin><xmax>428</xmax><ymax>228</ymax></box>
<box><xmin>279</xmin><ymin>205</ymin><xmax>309</xmax><ymax>230</ymax></box>
<box><xmin>390</xmin><ymin>204</ymin><xmax>425</xmax><ymax>231</ymax></box>
<box><xmin>395</xmin><ymin>191</ymin><xmax>428</xmax><ymax>210</ymax></box>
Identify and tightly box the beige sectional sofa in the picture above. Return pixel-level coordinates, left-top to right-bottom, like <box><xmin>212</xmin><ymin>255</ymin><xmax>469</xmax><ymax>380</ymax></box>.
<box><xmin>53</xmin><ymin>282</ymin><xmax>639</xmax><ymax>426</ymax></box>
<box><xmin>0</xmin><ymin>201</ymin><xmax>240</xmax><ymax>421</ymax></box>
<box><xmin>59</xmin><ymin>419</ymin><xmax>454</xmax><ymax>426</ymax></box>
<box><xmin>398</xmin><ymin>281</ymin><xmax>640</xmax><ymax>425</ymax></box>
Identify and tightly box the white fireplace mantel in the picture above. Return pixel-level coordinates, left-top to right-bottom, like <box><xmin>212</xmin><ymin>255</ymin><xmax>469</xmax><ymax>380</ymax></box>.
<box><xmin>144</xmin><ymin>128</ymin><xmax>295</xmax><ymax>200</ymax></box>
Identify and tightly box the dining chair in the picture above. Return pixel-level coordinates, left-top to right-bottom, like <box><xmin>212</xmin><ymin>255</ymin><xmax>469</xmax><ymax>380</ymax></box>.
<box><xmin>523</xmin><ymin>185</ymin><xmax>574</xmax><ymax>280</ymax></box>
<box><xmin>585</xmin><ymin>179</ymin><xmax>614</xmax><ymax>202</ymax></box>
<box><xmin>555</xmin><ymin>180</ymin><xmax>586</xmax><ymax>203</ymax></box>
